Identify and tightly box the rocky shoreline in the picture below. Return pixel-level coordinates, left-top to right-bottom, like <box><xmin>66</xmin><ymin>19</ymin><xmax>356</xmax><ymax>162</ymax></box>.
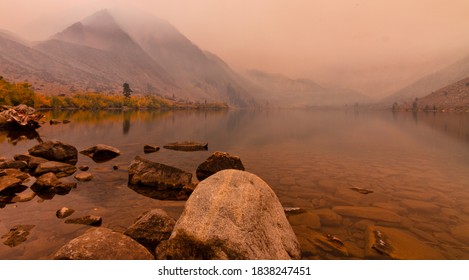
<box><xmin>1</xmin><ymin>111</ymin><xmax>300</xmax><ymax>259</ymax></box>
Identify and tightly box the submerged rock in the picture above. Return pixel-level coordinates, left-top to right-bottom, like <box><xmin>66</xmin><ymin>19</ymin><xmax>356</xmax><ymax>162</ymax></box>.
<box><xmin>163</xmin><ymin>141</ymin><xmax>208</xmax><ymax>152</ymax></box>
<box><xmin>34</xmin><ymin>161</ymin><xmax>77</xmax><ymax>178</ymax></box>
<box><xmin>365</xmin><ymin>225</ymin><xmax>444</xmax><ymax>259</ymax></box>
<box><xmin>80</xmin><ymin>144</ymin><xmax>121</xmax><ymax>163</ymax></box>
<box><xmin>53</xmin><ymin>228</ymin><xmax>154</xmax><ymax>260</ymax></box>
<box><xmin>1</xmin><ymin>225</ymin><xmax>35</xmax><ymax>247</ymax></box>
<box><xmin>349</xmin><ymin>187</ymin><xmax>373</xmax><ymax>195</ymax></box>
<box><xmin>450</xmin><ymin>224</ymin><xmax>469</xmax><ymax>244</ymax></box>
<box><xmin>28</xmin><ymin>140</ymin><xmax>78</xmax><ymax>165</ymax></box>
<box><xmin>49</xmin><ymin>119</ymin><xmax>62</xmax><ymax>125</ymax></box>
<box><xmin>332</xmin><ymin>206</ymin><xmax>402</xmax><ymax>223</ymax></box>
<box><xmin>128</xmin><ymin>156</ymin><xmax>193</xmax><ymax>200</ymax></box>
<box><xmin>156</xmin><ymin>170</ymin><xmax>300</xmax><ymax>260</ymax></box>
<box><xmin>124</xmin><ymin>209</ymin><xmax>176</xmax><ymax>253</ymax></box>
<box><xmin>311</xmin><ymin>208</ymin><xmax>343</xmax><ymax>227</ymax></box>
<box><xmin>65</xmin><ymin>215</ymin><xmax>102</xmax><ymax>226</ymax></box>
<box><xmin>195</xmin><ymin>151</ymin><xmax>245</xmax><ymax>181</ymax></box>
<box><xmin>143</xmin><ymin>145</ymin><xmax>160</xmax><ymax>154</ymax></box>
<box><xmin>56</xmin><ymin>207</ymin><xmax>75</xmax><ymax>219</ymax></box>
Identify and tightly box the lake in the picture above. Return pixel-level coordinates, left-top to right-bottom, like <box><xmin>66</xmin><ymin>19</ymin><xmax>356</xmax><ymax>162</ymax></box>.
<box><xmin>1</xmin><ymin>109</ymin><xmax>469</xmax><ymax>259</ymax></box>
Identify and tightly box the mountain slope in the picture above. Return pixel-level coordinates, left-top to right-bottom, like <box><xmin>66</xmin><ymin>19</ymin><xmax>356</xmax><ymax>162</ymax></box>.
<box><xmin>385</xmin><ymin>55</ymin><xmax>469</xmax><ymax>103</ymax></box>
<box><xmin>244</xmin><ymin>70</ymin><xmax>370</xmax><ymax>107</ymax></box>
<box><xmin>416</xmin><ymin>76</ymin><xmax>469</xmax><ymax>111</ymax></box>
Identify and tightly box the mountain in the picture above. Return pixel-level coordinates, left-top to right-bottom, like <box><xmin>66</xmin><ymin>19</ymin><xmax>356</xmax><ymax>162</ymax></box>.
<box><xmin>0</xmin><ymin>9</ymin><xmax>367</xmax><ymax>107</ymax></box>
<box><xmin>384</xmin><ymin>55</ymin><xmax>469</xmax><ymax>103</ymax></box>
<box><xmin>244</xmin><ymin>70</ymin><xmax>371</xmax><ymax>107</ymax></box>
<box><xmin>415</xmin><ymin>76</ymin><xmax>469</xmax><ymax>112</ymax></box>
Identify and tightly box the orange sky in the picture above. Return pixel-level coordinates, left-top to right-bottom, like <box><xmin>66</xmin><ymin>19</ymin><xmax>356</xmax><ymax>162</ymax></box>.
<box><xmin>1</xmin><ymin>0</ymin><xmax>469</xmax><ymax>97</ymax></box>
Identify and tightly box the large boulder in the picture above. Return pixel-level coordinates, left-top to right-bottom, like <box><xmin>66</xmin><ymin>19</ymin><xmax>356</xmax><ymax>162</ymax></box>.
<box><xmin>53</xmin><ymin>228</ymin><xmax>154</xmax><ymax>260</ymax></box>
<box><xmin>80</xmin><ymin>144</ymin><xmax>121</xmax><ymax>163</ymax></box>
<box><xmin>124</xmin><ymin>209</ymin><xmax>176</xmax><ymax>252</ymax></box>
<box><xmin>128</xmin><ymin>156</ymin><xmax>193</xmax><ymax>200</ymax></box>
<box><xmin>196</xmin><ymin>151</ymin><xmax>245</xmax><ymax>181</ymax></box>
<box><xmin>34</xmin><ymin>161</ymin><xmax>77</xmax><ymax>178</ymax></box>
<box><xmin>28</xmin><ymin>141</ymin><xmax>78</xmax><ymax>165</ymax></box>
<box><xmin>156</xmin><ymin>170</ymin><xmax>300</xmax><ymax>260</ymax></box>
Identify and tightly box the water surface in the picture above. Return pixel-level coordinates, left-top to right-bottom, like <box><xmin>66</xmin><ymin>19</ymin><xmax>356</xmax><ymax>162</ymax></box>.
<box><xmin>1</xmin><ymin>109</ymin><xmax>468</xmax><ymax>259</ymax></box>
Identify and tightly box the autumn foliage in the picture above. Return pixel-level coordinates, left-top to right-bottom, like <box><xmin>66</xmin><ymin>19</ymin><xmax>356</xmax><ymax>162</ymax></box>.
<box><xmin>0</xmin><ymin>77</ymin><xmax>228</xmax><ymax>110</ymax></box>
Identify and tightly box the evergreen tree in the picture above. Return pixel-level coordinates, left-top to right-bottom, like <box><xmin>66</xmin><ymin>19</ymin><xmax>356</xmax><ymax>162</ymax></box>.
<box><xmin>123</xmin><ymin>82</ymin><xmax>133</xmax><ymax>98</ymax></box>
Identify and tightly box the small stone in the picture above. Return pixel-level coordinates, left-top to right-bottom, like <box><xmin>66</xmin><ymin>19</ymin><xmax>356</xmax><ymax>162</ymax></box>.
<box><xmin>62</xmin><ymin>119</ymin><xmax>71</xmax><ymax>124</ymax></box>
<box><xmin>74</xmin><ymin>172</ymin><xmax>93</xmax><ymax>182</ymax></box>
<box><xmin>113</xmin><ymin>165</ymin><xmax>119</xmax><ymax>170</ymax></box>
<box><xmin>56</xmin><ymin>207</ymin><xmax>75</xmax><ymax>219</ymax></box>
<box><xmin>163</xmin><ymin>141</ymin><xmax>208</xmax><ymax>152</ymax></box>
<box><xmin>1</xmin><ymin>225</ymin><xmax>35</xmax><ymax>247</ymax></box>
<box><xmin>0</xmin><ymin>176</ymin><xmax>22</xmax><ymax>194</ymax></box>
<box><xmin>49</xmin><ymin>119</ymin><xmax>62</xmax><ymax>125</ymax></box>
<box><xmin>35</xmin><ymin>161</ymin><xmax>77</xmax><ymax>178</ymax></box>
<box><xmin>11</xmin><ymin>189</ymin><xmax>37</xmax><ymax>203</ymax></box>
<box><xmin>80</xmin><ymin>144</ymin><xmax>121</xmax><ymax>163</ymax></box>
<box><xmin>0</xmin><ymin>160</ymin><xmax>28</xmax><ymax>170</ymax></box>
<box><xmin>65</xmin><ymin>215</ymin><xmax>102</xmax><ymax>226</ymax></box>
<box><xmin>283</xmin><ymin>207</ymin><xmax>306</xmax><ymax>215</ymax></box>
<box><xmin>196</xmin><ymin>151</ymin><xmax>245</xmax><ymax>181</ymax></box>
<box><xmin>78</xmin><ymin>165</ymin><xmax>89</xmax><ymax>171</ymax></box>
<box><xmin>349</xmin><ymin>187</ymin><xmax>374</xmax><ymax>195</ymax></box>
<box><xmin>144</xmin><ymin>145</ymin><xmax>160</xmax><ymax>154</ymax></box>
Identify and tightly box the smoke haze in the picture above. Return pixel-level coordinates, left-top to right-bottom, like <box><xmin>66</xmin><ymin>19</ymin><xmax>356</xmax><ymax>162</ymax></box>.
<box><xmin>1</xmin><ymin>0</ymin><xmax>469</xmax><ymax>97</ymax></box>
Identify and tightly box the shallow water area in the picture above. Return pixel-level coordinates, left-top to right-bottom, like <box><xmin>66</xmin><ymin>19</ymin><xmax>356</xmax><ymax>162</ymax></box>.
<box><xmin>1</xmin><ymin>109</ymin><xmax>469</xmax><ymax>259</ymax></box>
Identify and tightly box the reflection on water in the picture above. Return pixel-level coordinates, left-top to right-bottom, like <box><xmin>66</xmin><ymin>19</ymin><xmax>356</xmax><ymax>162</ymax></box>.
<box><xmin>1</xmin><ymin>109</ymin><xmax>469</xmax><ymax>259</ymax></box>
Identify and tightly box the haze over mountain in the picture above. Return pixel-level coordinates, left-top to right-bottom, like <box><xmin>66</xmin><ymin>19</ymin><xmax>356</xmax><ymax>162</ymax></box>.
<box><xmin>0</xmin><ymin>9</ymin><xmax>370</xmax><ymax>107</ymax></box>
<box><xmin>385</xmin><ymin>55</ymin><xmax>469</xmax><ymax>104</ymax></box>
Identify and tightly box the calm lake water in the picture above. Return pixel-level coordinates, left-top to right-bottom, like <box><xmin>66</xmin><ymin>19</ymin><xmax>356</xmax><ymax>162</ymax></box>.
<box><xmin>1</xmin><ymin>109</ymin><xmax>469</xmax><ymax>259</ymax></box>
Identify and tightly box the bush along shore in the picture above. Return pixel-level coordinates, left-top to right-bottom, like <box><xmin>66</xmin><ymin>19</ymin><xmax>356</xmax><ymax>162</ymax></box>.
<box><xmin>0</xmin><ymin>77</ymin><xmax>228</xmax><ymax>111</ymax></box>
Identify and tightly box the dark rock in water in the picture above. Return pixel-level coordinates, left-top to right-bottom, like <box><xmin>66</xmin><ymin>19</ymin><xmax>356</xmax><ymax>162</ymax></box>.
<box><xmin>128</xmin><ymin>156</ymin><xmax>193</xmax><ymax>200</ymax></box>
<box><xmin>144</xmin><ymin>145</ymin><xmax>160</xmax><ymax>154</ymax></box>
<box><xmin>196</xmin><ymin>151</ymin><xmax>245</xmax><ymax>181</ymax></box>
<box><xmin>31</xmin><ymin>172</ymin><xmax>75</xmax><ymax>196</ymax></box>
<box><xmin>156</xmin><ymin>170</ymin><xmax>300</xmax><ymax>260</ymax></box>
<box><xmin>35</xmin><ymin>161</ymin><xmax>77</xmax><ymax>178</ymax></box>
<box><xmin>80</xmin><ymin>144</ymin><xmax>121</xmax><ymax>163</ymax></box>
<box><xmin>350</xmin><ymin>187</ymin><xmax>374</xmax><ymax>195</ymax></box>
<box><xmin>0</xmin><ymin>176</ymin><xmax>22</xmax><ymax>194</ymax></box>
<box><xmin>283</xmin><ymin>207</ymin><xmax>306</xmax><ymax>215</ymax></box>
<box><xmin>65</xmin><ymin>215</ymin><xmax>102</xmax><ymax>226</ymax></box>
<box><xmin>62</xmin><ymin>119</ymin><xmax>71</xmax><ymax>124</ymax></box>
<box><xmin>56</xmin><ymin>207</ymin><xmax>75</xmax><ymax>219</ymax></box>
<box><xmin>78</xmin><ymin>165</ymin><xmax>89</xmax><ymax>171</ymax></box>
<box><xmin>53</xmin><ymin>228</ymin><xmax>154</xmax><ymax>260</ymax></box>
<box><xmin>28</xmin><ymin>140</ymin><xmax>78</xmax><ymax>165</ymax></box>
<box><xmin>112</xmin><ymin>165</ymin><xmax>119</xmax><ymax>170</ymax></box>
<box><xmin>74</xmin><ymin>172</ymin><xmax>93</xmax><ymax>182</ymax></box>
<box><xmin>365</xmin><ymin>225</ymin><xmax>444</xmax><ymax>259</ymax></box>
<box><xmin>1</xmin><ymin>225</ymin><xmax>35</xmax><ymax>247</ymax></box>
<box><xmin>0</xmin><ymin>160</ymin><xmax>28</xmax><ymax>170</ymax></box>
<box><xmin>124</xmin><ymin>209</ymin><xmax>176</xmax><ymax>253</ymax></box>
<box><xmin>163</xmin><ymin>141</ymin><xmax>208</xmax><ymax>152</ymax></box>
<box><xmin>49</xmin><ymin>119</ymin><xmax>62</xmax><ymax>125</ymax></box>
<box><xmin>13</xmin><ymin>154</ymin><xmax>48</xmax><ymax>172</ymax></box>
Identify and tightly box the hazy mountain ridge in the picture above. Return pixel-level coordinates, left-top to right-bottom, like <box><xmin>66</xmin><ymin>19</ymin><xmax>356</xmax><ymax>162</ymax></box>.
<box><xmin>0</xmin><ymin>9</ymin><xmax>368</xmax><ymax>107</ymax></box>
<box><xmin>416</xmin><ymin>76</ymin><xmax>469</xmax><ymax>111</ymax></box>
<box><xmin>244</xmin><ymin>70</ymin><xmax>371</xmax><ymax>107</ymax></box>
<box><xmin>385</xmin><ymin>55</ymin><xmax>469</xmax><ymax>103</ymax></box>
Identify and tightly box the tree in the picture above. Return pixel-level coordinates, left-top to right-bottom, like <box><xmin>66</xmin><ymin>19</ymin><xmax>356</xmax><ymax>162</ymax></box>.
<box><xmin>123</xmin><ymin>82</ymin><xmax>133</xmax><ymax>98</ymax></box>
